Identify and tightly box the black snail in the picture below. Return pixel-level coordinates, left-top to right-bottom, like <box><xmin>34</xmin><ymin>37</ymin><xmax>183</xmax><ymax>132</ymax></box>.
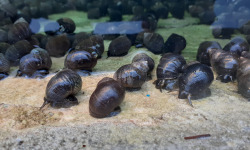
<box><xmin>154</xmin><ymin>53</ymin><xmax>186</xmax><ymax>91</ymax></box>
<box><xmin>178</xmin><ymin>63</ymin><xmax>214</xmax><ymax>107</ymax></box>
<box><xmin>196</xmin><ymin>41</ymin><xmax>222</xmax><ymax>66</ymax></box>
<box><xmin>0</xmin><ymin>53</ymin><xmax>10</xmax><ymax>80</ymax></box>
<box><xmin>114</xmin><ymin>63</ymin><xmax>148</xmax><ymax>90</ymax></box>
<box><xmin>40</xmin><ymin>69</ymin><xmax>82</xmax><ymax>109</ymax></box>
<box><xmin>108</xmin><ymin>36</ymin><xmax>132</xmax><ymax>57</ymax></box>
<box><xmin>89</xmin><ymin>77</ymin><xmax>125</xmax><ymax>118</ymax></box>
<box><xmin>223</xmin><ymin>37</ymin><xmax>250</xmax><ymax>56</ymax></box>
<box><xmin>237</xmin><ymin>57</ymin><xmax>250</xmax><ymax>100</ymax></box>
<box><xmin>209</xmin><ymin>49</ymin><xmax>239</xmax><ymax>83</ymax></box>
<box><xmin>132</xmin><ymin>53</ymin><xmax>155</xmax><ymax>79</ymax></box>
<box><xmin>64</xmin><ymin>50</ymin><xmax>98</xmax><ymax>75</ymax></box>
<box><xmin>16</xmin><ymin>48</ymin><xmax>52</xmax><ymax>78</ymax></box>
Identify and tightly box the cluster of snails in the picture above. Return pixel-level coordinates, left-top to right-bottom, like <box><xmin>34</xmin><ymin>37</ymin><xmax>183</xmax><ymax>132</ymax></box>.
<box><xmin>154</xmin><ymin>53</ymin><xmax>214</xmax><ymax>107</ymax></box>
<box><xmin>196</xmin><ymin>37</ymin><xmax>250</xmax><ymax>100</ymax></box>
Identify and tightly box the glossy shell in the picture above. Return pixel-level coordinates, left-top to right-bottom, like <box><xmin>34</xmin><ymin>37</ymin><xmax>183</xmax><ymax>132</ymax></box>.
<box><xmin>0</xmin><ymin>53</ymin><xmax>10</xmax><ymax>80</ymax></box>
<box><xmin>163</xmin><ymin>33</ymin><xmax>186</xmax><ymax>54</ymax></box>
<box><xmin>57</xmin><ymin>18</ymin><xmax>76</xmax><ymax>34</ymax></box>
<box><xmin>241</xmin><ymin>51</ymin><xmax>250</xmax><ymax>59</ymax></box>
<box><xmin>17</xmin><ymin>48</ymin><xmax>52</xmax><ymax>78</ymax></box>
<box><xmin>223</xmin><ymin>37</ymin><xmax>250</xmax><ymax>56</ymax></box>
<box><xmin>155</xmin><ymin>53</ymin><xmax>186</xmax><ymax>91</ymax></box>
<box><xmin>8</xmin><ymin>22</ymin><xmax>32</xmax><ymax>44</ymax></box>
<box><xmin>178</xmin><ymin>63</ymin><xmax>214</xmax><ymax>106</ymax></box>
<box><xmin>64</xmin><ymin>50</ymin><xmax>97</xmax><ymax>72</ymax></box>
<box><xmin>108</xmin><ymin>36</ymin><xmax>131</xmax><ymax>57</ymax></box>
<box><xmin>114</xmin><ymin>64</ymin><xmax>147</xmax><ymax>90</ymax></box>
<box><xmin>209</xmin><ymin>49</ymin><xmax>239</xmax><ymax>82</ymax></box>
<box><xmin>43</xmin><ymin>69</ymin><xmax>82</xmax><ymax>108</ymax></box>
<box><xmin>196</xmin><ymin>41</ymin><xmax>222</xmax><ymax>66</ymax></box>
<box><xmin>89</xmin><ymin>77</ymin><xmax>125</xmax><ymax>118</ymax></box>
<box><xmin>132</xmin><ymin>53</ymin><xmax>155</xmax><ymax>73</ymax></box>
<box><xmin>237</xmin><ymin>57</ymin><xmax>250</xmax><ymax>99</ymax></box>
<box><xmin>45</xmin><ymin>34</ymin><xmax>70</xmax><ymax>57</ymax></box>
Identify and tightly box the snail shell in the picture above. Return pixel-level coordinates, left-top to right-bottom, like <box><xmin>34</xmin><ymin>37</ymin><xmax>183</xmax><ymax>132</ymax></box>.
<box><xmin>241</xmin><ymin>51</ymin><xmax>250</xmax><ymax>59</ymax></box>
<box><xmin>64</xmin><ymin>50</ymin><xmax>98</xmax><ymax>74</ymax></box>
<box><xmin>114</xmin><ymin>63</ymin><xmax>147</xmax><ymax>90</ymax></box>
<box><xmin>154</xmin><ymin>53</ymin><xmax>186</xmax><ymax>91</ymax></box>
<box><xmin>209</xmin><ymin>49</ymin><xmax>239</xmax><ymax>82</ymax></box>
<box><xmin>178</xmin><ymin>63</ymin><xmax>214</xmax><ymax>107</ymax></box>
<box><xmin>108</xmin><ymin>36</ymin><xmax>132</xmax><ymax>57</ymax></box>
<box><xmin>4</xmin><ymin>40</ymin><xmax>33</xmax><ymax>65</ymax></box>
<box><xmin>8</xmin><ymin>21</ymin><xmax>32</xmax><ymax>44</ymax></box>
<box><xmin>0</xmin><ymin>53</ymin><xmax>10</xmax><ymax>80</ymax></box>
<box><xmin>196</xmin><ymin>41</ymin><xmax>222</xmax><ymax>66</ymax></box>
<box><xmin>45</xmin><ymin>34</ymin><xmax>70</xmax><ymax>57</ymax></box>
<box><xmin>163</xmin><ymin>33</ymin><xmax>186</xmax><ymax>54</ymax></box>
<box><xmin>89</xmin><ymin>77</ymin><xmax>125</xmax><ymax>118</ymax></box>
<box><xmin>0</xmin><ymin>42</ymin><xmax>10</xmax><ymax>54</ymax></box>
<box><xmin>17</xmin><ymin>48</ymin><xmax>52</xmax><ymax>78</ymax></box>
<box><xmin>41</xmin><ymin>69</ymin><xmax>82</xmax><ymax>108</ymax></box>
<box><xmin>132</xmin><ymin>53</ymin><xmax>155</xmax><ymax>79</ymax></box>
<box><xmin>237</xmin><ymin>57</ymin><xmax>250</xmax><ymax>100</ymax></box>
<box><xmin>143</xmin><ymin>32</ymin><xmax>164</xmax><ymax>54</ymax></box>
<box><xmin>57</xmin><ymin>18</ymin><xmax>76</xmax><ymax>34</ymax></box>
<box><xmin>223</xmin><ymin>37</ymin><xmax>250</xmax><ymax>56</ymax></box>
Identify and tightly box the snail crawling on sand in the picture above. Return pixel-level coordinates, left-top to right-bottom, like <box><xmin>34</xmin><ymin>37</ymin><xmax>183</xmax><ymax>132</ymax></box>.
<box><xmin>16</xmin><ymin>48</ymin><xmax>52</xmax><ymax>78</ymax></box>
<box><xmin>114</xmin><ymin>61</ymin><xmax>148</xmax><ymax>90</ymax></box>
<box><xmin>178</xmin><ymin>63</ymin><xmax>214</xmax><ymax>107</ymax></box>
<box><xmin>64</xmin><ymin>50</ymin><xmax>98</xmax><ymax>75</ymax></box>
<box><xmin>40</xmin><ymin>69</ymin><xmax>82</xmax><ymax>109</ymax></box>
<box><xmin>89</xmin><ymin>77</ymin><xmax>125</xmax><ymax>118</ymax></box>
<box><xmin>0</xmin><ymin>53</ymin><xmax>10</xmax><ymax>80</ymax></box>
<box><xmin>209</xmin><ymin>49</ymin><xmax>239</xmax><ymax>83</ymax></box>
<box><xmin>154</xmin><ymin>53</ymin><xmax>186</xmax><ymax>92</ymax></box>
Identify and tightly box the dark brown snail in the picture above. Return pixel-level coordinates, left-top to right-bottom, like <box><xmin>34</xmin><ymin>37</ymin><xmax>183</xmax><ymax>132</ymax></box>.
<box><xmin>108</xmin><ymin>36</ymin><xmax>132</xmax><ymax>57</ymax></box>
<box><xmin>163</xmin><ymin>33</ymin><xmax>186</xmax><ymax>54</ymax></box>
<box><xmin>223</xmin><ymin>37</ymin><xmax>250</xmax><ymax>56</ymax></box>
<box><xmin>241</xmin><ymin>51</ymin><xmax>250</xmax><ymax>59</ymax></box>
<box><xmin>237</xmin><ymin>57</ymin><xmax>250</xmax><ymax>100</ymax></box>
<box><xmin>45</xmin><ymin>34</ymin><xmax>70</xmax><ymax>57</ymax></box>
<box><xmin>64</xmin><ymin>50</ymin><xmax>98</xmax><ymax>75</ymax></box>
<box><xmin>154</xmin><ymin>53</ymin><xmax>186</xmax><ymax>91</ymax></box>
<box><xmin>57</xmin><ymin>18</ymin><xmax>76</xmax><ymax>34</ymax></box>
<box><xmin>196</xmin><ymin>41</ymin><xmax>222</xmax><ymax>66</ymax></box>
<box><xmin>89</xmin><ymin>77</ymin><xmax>125</xmax><ymax>118</ymax></box>
<box><xmin>132</xmin><ymin>53</ymin><xmax>155</xmax><ymax>79</ymax></box>
<box><xmin>114</xmin><ymin>63</ymin><xmax>147</xmax><ymax>90</ymax></box>
<box><xmin>143</xmin><ymin>32</ymin><xmax>164</xmax><ymax>54</ymax></box>
<box><xmin>4</xmin><ymin>40</ymin><xmax>33</xmax><ymax>65</ymax></box>
<box><xmin>16</xmin><ymin>48</ymin><xmax>52</xmax><ymax>78</ymax></box>
<box><xmin>209</xmin><ymin>49</ymin><xmax>239</xmax><ymax>83</ymax></box>
<box><xmin>0</xmin><ymin>53</ymin><xmax>10</xmax><ymax>80</ymax></box>
<box><xmin>178</xmin><ymin>63</ymin><xmax>214</xmax><ymax>107</ymax></box>
<box><xmin>41</xmin><ymin>69</ymin><xmax>82</xmax><ymax>109</ymax></box>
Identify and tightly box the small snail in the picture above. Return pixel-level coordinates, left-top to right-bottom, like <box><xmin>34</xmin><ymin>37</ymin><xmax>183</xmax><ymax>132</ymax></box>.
<box><xmin>163</xmin><ymin>33</ymin><xmax>186</xmax><ymax>54</ymax></box>
<box><xmin>178</xmin><ymin>63</ymin><xmax>214</xmax><ymax>107</ymax></box>
<box><xmin>196</xmin><ymin>41</ymin><xmax>222</xmax><ymax>66</ymax></box>
<box><xmin>0</xmin><ymin>53</ymin><xmax>10</xmax><ymax>80</ymax></box>
<box><xmin>154</xmin><ymin>53</ymin><xmax>186</xmax><ymax>91</ymax></box>
<box><xmin>132</xmin><ymin>53</ymin><xmax>155</xmax><ymax>79</ymax></box>
<box><xmin>16</xmin><ymin>48</ymin><xmax>52</xmax><ymax>78</ymax></box>
<box><xmin>209</xmin><ymin>49</ymin><xmax>239</xmax><ymax>82</ymax></box>
<box><xmin>237</xmin><ymin>57</ymin><xmax>250</xmax><ymax>100</ymax></box>
<box><xmin>223</xmin><ymin>37</ymin><xmax>249</xmax><ymax>56</ymax></box>
<box><xmin>108</xmin><ymin>36</ymin><xmax>132</xmax><ymax>57</ymax></box>
<box><xmin>114</xmin><ymin>63</ymin><xmax>147</xmax><ymax>90</ymax></box>
<box><xmin>41</xmin><ymin>69</ymin><xmax>82</xmax><ymax>109</ymax></box>
<box><xmin>64</xmin><ymin>50</ymin><xmax>98</xmax><ymax>75</ymax></box>
<box><xmin>241</xmin><ymin>51</ymin><xmax>250</xmax><ymax>59</ymax></box>
<box><xmin>57</xmin><ymin>18</ymin><xmax>76</xmax><ymax>34</ymax></box>
<box><xmin>89</xmin><ymin>77</ymin><xmax>125</xmax><ymax>118</ymax></box>
<box><xmin>45</xmin><ymin>34</ymin><xmax>70</xmax><ymax>57</ymax></box>
<box><xmin>143</xmin><ymin>32</ymin><xmax>164</xmax><ymax>54</ymax></box>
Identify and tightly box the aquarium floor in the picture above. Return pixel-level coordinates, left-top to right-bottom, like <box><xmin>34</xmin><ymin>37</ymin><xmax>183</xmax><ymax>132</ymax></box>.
<box><xmin>0</xmin><ymin>11</ymin><xmax>250</xmax><ymax>149</ymax></box>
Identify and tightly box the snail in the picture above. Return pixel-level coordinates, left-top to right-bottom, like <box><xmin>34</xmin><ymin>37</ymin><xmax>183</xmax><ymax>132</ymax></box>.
<box><xmin>0</xmin><ymin>53</ymin><xmax>10</xmax><ymax>80</ymax></box>
<box><xmin>132</xmin><ymin>53</ymin><xmax>155</xmax><ymax>79</ymax></box>
<box><xmin>57</xmin><ymin>18</ymin><xmax>76</xmax><ymax>34</ymax></box>
<box><xmin>163</xmin><ymin>33</ymin><xmax>186</xmax><ymax>54</ymax></box>
<box><xmin>4</xmin><ymin>40</ymin><xmax>33</xmax><ymax>65</ymax></box>
<box><xmin>223</xmin><ymin>37</ymin><xmax>250</xmax><ymax>56</ymax></box>
<box><xmin>178</xmin><ymin>63</ymin><xmax>214</xmax><ymax>107</ymax></box>
<box><xmin>108</xmin><ymin>36</ymin><xmax>132</xmax><ymax>57</ymax></box>
<box><xmin>16</xmin><ymin>48</ymin><xmax>52</xmax><ymax>78</ymax></box>
<box><xmin>154</xmin><ymin>53</ymin><xmax>186</xmax><ymax>91</ymax></box>
<box><xmin>237</xmin><ymin>57</ymin><xmax>250</xmax><ymax>100</ymax></box>
<box><xmin>114</xmin><ymin>63</ymin><xmax>147</xmax><ymax>90</ymax></box>
<box><xmin>64</xmin><ymin>50</ymin><xmax>98</xmax><ymax>75</ymax></box>
<box><xmin>41</xmin><ymin>69</ymin><xmax>82</xmax><ymax>109</ymax></box>
<box><xmin>241</xmin><ymin>51</ymin><xmax>250</xmax><ymax>59</ymax></box>
<box><xmin>143</xmin><ymin>32</ymin><xmax>164</xmax><ymax>54</ymax></box>
<box><xmin>196</xmin><ymin>41</ymin><xmax>222</xmax><ymax>66</ymax></box>
<box><xmin>45</xmin><ymin>34</ymin><xmax>70</xmax><ymax>57</ymax></box>
<box><xmin>209</xmin><ymin>49</ymin><xmax>239</xmax><ymax>83</ymax></box>
<box><xmin>89</xmin><ymin>77</ymin><xmax>125</xmax><ymax>118</ymax></box>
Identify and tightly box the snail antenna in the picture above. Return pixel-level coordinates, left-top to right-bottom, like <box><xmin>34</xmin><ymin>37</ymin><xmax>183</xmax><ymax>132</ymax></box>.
<box><xmin>187</xmin><ymin>94</ymin><xmax>193</xmax><ymax>107</ymax></box>
<box><xmin>40</xmin><ymin>99</ymin><xmax>49</xmax><ymax>110</ymax></box>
